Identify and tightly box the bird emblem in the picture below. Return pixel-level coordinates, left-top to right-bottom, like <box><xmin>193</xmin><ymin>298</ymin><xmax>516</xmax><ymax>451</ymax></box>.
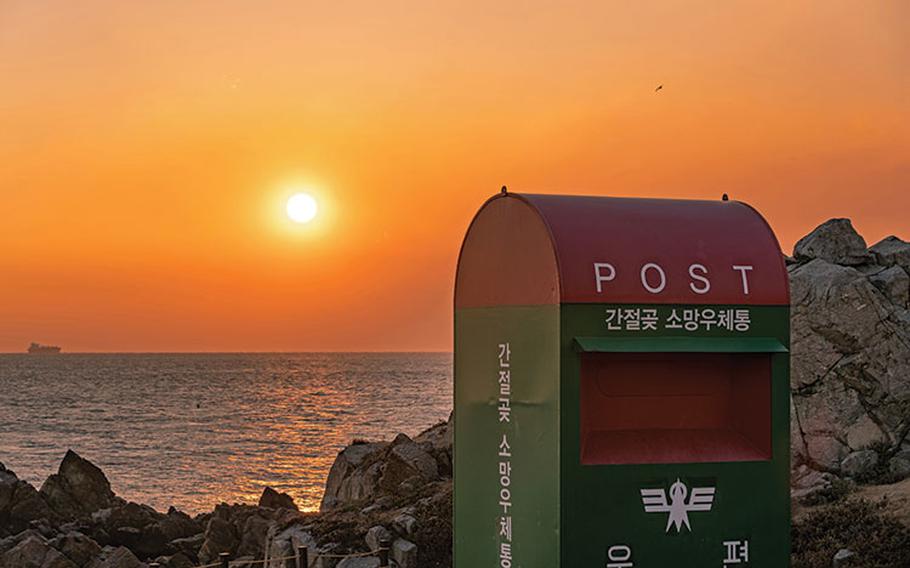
<box><xmin>640</xmin><ymin>479</ymin><xmax>715</xmax><ymax>533</ymax></box>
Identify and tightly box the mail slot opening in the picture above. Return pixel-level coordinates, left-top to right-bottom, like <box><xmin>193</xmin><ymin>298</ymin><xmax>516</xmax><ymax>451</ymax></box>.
<box><xmin>580</xmin><ymin>352</ymin><xmax>771</xmax><ymax>465</ymax></box>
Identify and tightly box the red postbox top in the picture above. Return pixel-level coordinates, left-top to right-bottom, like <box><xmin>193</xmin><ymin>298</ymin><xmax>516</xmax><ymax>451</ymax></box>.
<box><xmin>455</xmin><ymin>192</ymin><xmax>789</xmax><ymax>308</ymax></box>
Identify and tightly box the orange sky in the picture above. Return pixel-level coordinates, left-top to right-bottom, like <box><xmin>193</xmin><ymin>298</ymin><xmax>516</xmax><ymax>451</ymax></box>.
<box><xmin>1</xmin><ymin>1</ymin><xmax>907</xmax><ymax>352</ymax></box>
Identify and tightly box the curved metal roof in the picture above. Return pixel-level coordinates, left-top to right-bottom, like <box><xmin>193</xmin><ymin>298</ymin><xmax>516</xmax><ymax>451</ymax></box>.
<box><xmin>456</xmin><ymin>192</ymin><xmax>789</xmax><ymax>308</ymax></box>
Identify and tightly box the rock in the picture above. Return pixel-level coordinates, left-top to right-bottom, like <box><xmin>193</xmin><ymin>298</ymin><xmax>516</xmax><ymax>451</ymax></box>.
<box><xmin>0</xmin><ymin>463</ymin><xmax>16</xmax><ymax>511</ymax></box>
<box><xmin>320</xmin><ymin>443</ymin><xmax>386</xmax><ymax>511</ymax></box>
<box><xmin>833</xmin><ymin>548</ymin><xmax>857</xmax><ymax>567</ymax></box>
<box><xmin>376</xmin><ymin>435</ymin><xmax>439</xmax><ymax>497</ymax></box>
<box><xmin>391</xmin><ymin>514</ymin><xmax>417</xmax><ymax>537</ymax></box>
<box><xmin>88</xmin><ymin>501</ymin><xmax>174</xmax><ymax>559</ymax></box>
<box><xmin>335</xmin><ymin>558</ymin><xmax>379</xmax><ymax>568</ymax></box>
<box><xmin>888</xmin><ymin>455</ymin><xmax>910</xmax><ymax>479</ymax></box>
<box><xmin>197</xmin><ymin>516</ymin><xmax>236</xmax><ymax>564</ymax></box>
<box><xmin>266</xmin><ymin>525</ymin><xmax>316</xmax><ymax>568</ymax></box>
<box><xmin>49</xmin><ymin>531</ymin><xmax>103</xmax><ymax>567</ymax></box>
<box><xmin>840</xmin><ymin>450</ymin><xmax>879</xmax><ymax>477</ymax></box>
<box><xmin>4</xmin><ymin>478</ymin><xmax>59</xmax><ymax>536</ymax></box>
<box><xmin>391</xmin><ymin>538</ymin><xmax>417</xmax><ymax>568</ymax></box>
<box><xmin>235</xmin><ymin>514</ymin><xmax>269</xmax><ymax>559</ymax></box>
<box><xmin>258</xmin><ymin>487</ymin><xmax>298</xmax><ymax>511</ymax></box>
<box><xmin>2</xmin><ymin>535</ymin><xmax>78</xmax><ymax>568</ymax></box>
<box><xmin>793</xmin><ymin>218</ymin><xmax>871</xmax><ymax>265</ymax></box>
<box><xmin>40</xmin><ymin>451</ymin><xmax>117</xmax><ymax>519</ymax></box>
<box><xmin>870</xmin><ymin>236</ymin><xmax>910</xmax><ymax>272</ymax></box>
<box><xmin>158</xmin><ymin>507</ymin><xmax>202</xmax><ymax>543</ymax></box>
<box><xmin>414</xmin><ymin>417</ymin><xmax>454</xmax><ymax>477</ymax></box>
<box><xmin>153</xmin><ymin>553</ymin><xmax>194</xmax><ymax>568</ymax></box>
<box><xmin>364</xmin><ymin>526</ymin><xmax>392</xmax><ymax>553</ymax></box>
<box><xmin>387</xmin><ymin>435</ymin><xmax>439</xmax><ymax>481</ymax></box>
<box><xmin>168</xmin><ymin>533</ymin><xmax>205</xmax><ymax>562</ymax></box>
<box><xmin>789</xmin><ymin>250</ymin><xmax>910</xmax><ymax>474</ymax></box>
<box><xmin>85</xmin><ymin>546</ymin><xmax>144</xmax><ymax>568</ymax></box>
<box><xmin>869</xmin><ymin>265</ymin><xmax>910</xmax><ymax>307</ymax></box>
<box><xmin>1</xmin><ymin>463</ymin><xmax>60</xmax><ymax>538</ymax></box>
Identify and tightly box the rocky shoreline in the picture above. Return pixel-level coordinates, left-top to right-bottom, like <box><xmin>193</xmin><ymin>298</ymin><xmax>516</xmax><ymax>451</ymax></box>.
<box><xmin>3</xmin><ymin>219</ymin><xmax>910</xmax><ymax>568</ymax></box>
<box><xmin>0</xmin><ymin>417</ymin><xmax>453</xmax><ymax>568</ymax></box>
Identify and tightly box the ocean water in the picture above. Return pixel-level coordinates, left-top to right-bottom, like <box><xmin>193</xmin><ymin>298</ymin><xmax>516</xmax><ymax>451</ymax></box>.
<box><xmin>0</xmin><ymin>353</ymin><xmax>452</xmax><ymax>513</ymax></box>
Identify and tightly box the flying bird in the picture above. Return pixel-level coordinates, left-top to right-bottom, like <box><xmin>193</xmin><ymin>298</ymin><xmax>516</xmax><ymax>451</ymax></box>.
<box><xmin>655</xmin><ymin>85</ymin><xmax>663</xmax><ymax>93</ymax></box>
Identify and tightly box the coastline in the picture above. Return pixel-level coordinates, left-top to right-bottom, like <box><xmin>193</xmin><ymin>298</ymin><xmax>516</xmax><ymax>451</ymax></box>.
<box><xmin>0</xmin><ymin>418</ymin><xmax>453</xmax><ymax>567</ymax></box>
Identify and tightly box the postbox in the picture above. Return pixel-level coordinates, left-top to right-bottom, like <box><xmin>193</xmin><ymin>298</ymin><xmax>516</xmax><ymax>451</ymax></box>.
<box><xmin>454</xmin><ymin>192</ymin><xmax>790</xmax><ymax>567</ymax></box>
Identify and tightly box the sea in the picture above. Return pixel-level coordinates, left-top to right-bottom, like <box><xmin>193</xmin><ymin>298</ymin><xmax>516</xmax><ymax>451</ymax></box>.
<box><xmin>0</xmin><ymin>353</ymin><xmax>452</xmax><ymax>514</ymax></box>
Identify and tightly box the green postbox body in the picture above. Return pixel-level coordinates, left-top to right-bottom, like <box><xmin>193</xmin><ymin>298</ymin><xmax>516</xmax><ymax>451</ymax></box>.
<box><xmin>454</xmin><ymin>193</ymin><xmax>790</xmax><ymax>567</ymax></box>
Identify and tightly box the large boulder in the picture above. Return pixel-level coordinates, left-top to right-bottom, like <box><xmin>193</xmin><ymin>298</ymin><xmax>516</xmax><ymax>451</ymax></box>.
<box><xmin>793</xmin><ymin>218</ymin><xmax>871</xmax><ymax>265</ymax></box>
<box><xmin>40</xmin><ymin>451</ymin><xmax>117</xmax><ymax>520</ymax></box>
<box><xmin>790</xmin><ymin>220</ymin><xmax>910</xmax><ymax>477</ymax></box>
<box><xmin>196</xmin><ymin>515</ymin><xmax>236</xmax><ymax>564</ymax></box>
<box><xmin>320</xmin><ymin>443</ymin><xmax>386</xmax><ymax>511</ymax></box>
<box><xmin>1</xmin><ymin>535</ymin><xmax>77</xmax><ymax>568</ymax></box>
<box><xmin>379</xmin><ymin>434</ymin><xmax>439</xmax><ymax>494</ymax></box>
<box><xmin>870</xmin><ymin>236</ymin><xmax>910</xmax><ymax>272</ymax></box>
<box><xmin>0</xmin><ymin>464</ymin><xmax>58</xmax><ymax>537</ymax></box>
<box><xmin>48</xmin><ymin>532</ymin><xmax>103</xmax><ymax>567</ymax></box>
<box><xmin>869</xmin><ymin>265</ymin><xmax>910</xmax><ymax>307</ymax></box>
<box><xmin>321</xmin><ymin>416</ymin><xmax>452</xmax><ymax>512</ymax></box>
<box><xmin>258</xmin><ymin>487</ymin><xmax>297</xmax><ymax>512</ymax></box>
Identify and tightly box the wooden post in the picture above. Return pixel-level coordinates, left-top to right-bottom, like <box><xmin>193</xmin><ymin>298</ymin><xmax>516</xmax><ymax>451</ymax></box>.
<box><xmin>296</xmin><ymin>545</ymin><xmax>309</xmax><ymax>568</ymax></box>
<box><xmin>285</xmin><ymin>548</ymin><xmax>296</xmax><ymax>568</ymax></box>
<box><xmin>378</xmin><ymin>537</ymin><xmax>391</xmax><ymax>567</ymax></box>
<box><xmin>219</xmin><ymin>552</ymin><xmax>231</xmax><ymax>568</ymax></box>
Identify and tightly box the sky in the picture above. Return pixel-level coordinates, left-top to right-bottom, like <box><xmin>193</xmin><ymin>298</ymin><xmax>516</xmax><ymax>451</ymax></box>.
<box><xmin>0</xmin><ymin>1</ymin><xmax>907</xmax><ymax>352</ymax></box>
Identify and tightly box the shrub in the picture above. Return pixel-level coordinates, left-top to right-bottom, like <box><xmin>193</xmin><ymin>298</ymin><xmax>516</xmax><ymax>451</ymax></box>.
<box><xmin>791</xmin><ymin>498</ymin><xmax>910</xmax><ymax>568</ymax></box>
<box><xmin>799</xmin><ymin>477</ymin><xmax>855</xmax><ymax>506</ymax></box>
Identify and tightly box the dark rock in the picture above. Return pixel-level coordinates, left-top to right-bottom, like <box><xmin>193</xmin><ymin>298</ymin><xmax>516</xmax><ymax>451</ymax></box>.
<box><xmin>320</xmin><ymin>443</ymin><xmax>386</xmax><ymax>511</ymax></box>
<box><xmin>85</xmin><ymin>546</ymin><xmax>144</xmax><ymax>568</ymax></box>
<box><xmin>235</xmin><ymin>514</ymin><xmax>270</xmax><ymax>559</ymax></box>
<box><xmin>888</xmin><ymin>454</ymin><xmax>910</xmax><ymax>479</ymax></box>
<box><xmin>3</xmin><ymin>476</ymin><xmax>59</xmax><ymax>536</ymax></box>
<box><xmin>2</xmin><ymin>535</ymin><xmax>78</xmax><ymax>568</ymax></box>
<box><xmin>364</xmin><ymin>526</ymin><xmax>391</xmax><ymax>552</ymax></box>
<box><xmin>266</xmin><ymin>525</ymin><xmax>316</xmax><ymax>568</ymax></box>
<box><xmin>153</xmin><ymin>553</ymin><xmax>194</xmax><ymax>568</ymax></box>
<box><xmin>793</xmin><ymin>218</ymin><xmax>871</xmax><ymax>265</ymax></box>
<box><xmin>168</xmin><ymin>534</ymin><xmax>205</xmax><ymax>562</ymax></box>
<box><xmin>197</xmin><ymin>516</ymin><xmax>236</xmax><ymax>564</ymax></box>
<box><xmin>158</xmin><ymin>508</ymin><xmax>202</xmax><ymax>543</ymax></box>
<box><xmin>379</xmin><ymin>435</ymin><xmax>439</xmax><ymax>495</ymax></box>
<box><xmin>258</xmin><ymin>487</ymin><xmax>298</xmax><ymax>511</ymax></box>
<box><xmin>869</xmin><ymin>265</ymin><xmax>910</xmax><ymax>307</ymax></box>
<box><xmin>840</xmin><ymin>450</ymin><xmax>879</xmax><ymax>477</ymax></box>
<box><xmin>40</xmin><ymin>451</ymin><xmax>117</xmax><ymax>519</ymax></box>
<box><xmin>49</xmin><ymin>531</ymin><xmax>102</xmax><ymax>567</ymax></box>
<box><xmin>870</xmin><ymin>235</ymin><xmax>910</xmax><ymax>272</ymax></box>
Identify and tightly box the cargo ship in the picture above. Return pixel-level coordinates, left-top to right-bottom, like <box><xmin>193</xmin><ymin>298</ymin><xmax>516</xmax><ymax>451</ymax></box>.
<box><xmin>27</xmin><ymin>342</ymin><xmax>61</xmax><ymax>354</ymax></box>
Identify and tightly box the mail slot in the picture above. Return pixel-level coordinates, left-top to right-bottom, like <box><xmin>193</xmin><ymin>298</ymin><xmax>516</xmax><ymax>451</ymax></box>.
<box><xmin>454</xmin><ymin>192</ymin><xmax>790</xmax><ymax>567</ymax></box>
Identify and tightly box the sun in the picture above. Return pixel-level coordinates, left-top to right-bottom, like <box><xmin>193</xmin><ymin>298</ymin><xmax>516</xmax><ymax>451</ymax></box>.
<box><xmin>286</xmin><ymin>192</ymin><xmax>318</xmax><ymax>224</ymax></box>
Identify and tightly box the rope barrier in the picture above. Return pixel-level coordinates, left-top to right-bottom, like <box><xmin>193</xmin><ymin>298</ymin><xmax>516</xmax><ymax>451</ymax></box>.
<box><xmin>161</xmin><ymin>547</ymin><xmax>392</xmax><ymax>568</ymax></box>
